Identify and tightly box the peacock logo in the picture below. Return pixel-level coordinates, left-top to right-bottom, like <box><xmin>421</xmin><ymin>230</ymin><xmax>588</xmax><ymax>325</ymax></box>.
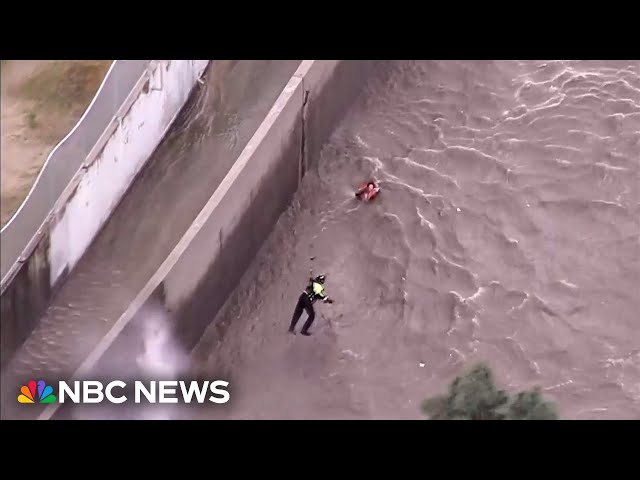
<box><xmin>18</xmin><ymin>380</ymin><xmax>57</xmax><ymax>404</ymax></box>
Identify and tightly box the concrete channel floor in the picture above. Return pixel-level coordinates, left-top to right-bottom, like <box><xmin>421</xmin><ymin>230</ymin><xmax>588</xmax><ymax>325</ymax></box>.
<box><xmin>0</xmin><ymin>60</ymin><xmax>302</xmax><ymax>420</ymax></box>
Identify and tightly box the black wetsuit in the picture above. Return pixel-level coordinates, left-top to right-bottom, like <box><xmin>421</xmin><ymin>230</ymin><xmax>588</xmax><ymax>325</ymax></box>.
<box><xmin>289</xmin><ymin>279</ymin><xmax>328</xmax><ymax>335</ymax></box>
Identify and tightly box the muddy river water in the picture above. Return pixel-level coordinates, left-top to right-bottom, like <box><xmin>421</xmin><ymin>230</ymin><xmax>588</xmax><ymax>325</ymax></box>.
<box><xmin>189</xmin><ymin>60</ymin><xmax>640</xmax><ymax>420</ymax></box>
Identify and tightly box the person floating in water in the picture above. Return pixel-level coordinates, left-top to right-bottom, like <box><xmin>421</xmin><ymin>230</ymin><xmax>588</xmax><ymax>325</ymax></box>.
<box><xmin>355</xmin><ymin>181</ymin><xmax>380</xmax><ymax>201</ymax></box>
<box><xmin>288</xmin><ymin>274</ymin><xmax>333</xmax><ymax>336</ymax></box>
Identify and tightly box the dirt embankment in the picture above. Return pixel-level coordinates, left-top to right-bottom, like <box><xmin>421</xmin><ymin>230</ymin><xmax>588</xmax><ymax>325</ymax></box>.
<box><xmin>1</xmin><ymin>60</ymin><xmax>111</xmax><ymax>227</ymax></box>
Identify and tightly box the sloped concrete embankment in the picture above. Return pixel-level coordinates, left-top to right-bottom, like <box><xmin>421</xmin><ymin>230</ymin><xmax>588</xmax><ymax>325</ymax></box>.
<box><xmin>0</xmin><ymin>60</ymin><xmax>149</xmax><ymax>282</ymax></box>
<box><xmin>42</xmin><ymin>60</ymin><xmax>377</xmax><ymax>420</ymax></box>
<box><xmin>0</xmin><ymin>61</ymin><xmax>209</xmax><ymax>368</ymax></box>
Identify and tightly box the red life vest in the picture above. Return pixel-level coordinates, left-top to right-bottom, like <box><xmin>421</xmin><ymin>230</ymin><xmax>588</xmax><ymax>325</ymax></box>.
<box><xmin>356</xmin><ymin>183</ymin><xmax>380</xmax><ymax>201</ymax></box>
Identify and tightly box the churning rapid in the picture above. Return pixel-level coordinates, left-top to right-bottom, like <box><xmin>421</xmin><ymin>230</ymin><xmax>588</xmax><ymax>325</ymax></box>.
<box><xmin>188</xmin><ymin>60</ymin><xmax>640</xmax><ymax>420</ymax></box>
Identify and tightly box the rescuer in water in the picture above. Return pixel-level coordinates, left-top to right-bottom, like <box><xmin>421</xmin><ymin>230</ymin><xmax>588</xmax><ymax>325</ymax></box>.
<box><xmin>355</xmin><ymin>181</ymin><xmax>380</xmax><ymax>201</ymax></box>
<box><xmin>288</xmin><ymin>274</ymin><xmax>333</xmax><ymax>336</ymax></box>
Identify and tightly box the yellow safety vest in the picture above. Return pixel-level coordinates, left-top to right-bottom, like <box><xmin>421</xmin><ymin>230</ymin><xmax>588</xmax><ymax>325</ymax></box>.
<box><xmin>312</xmin><ymin>282</ymin><xmax>324</xmax><ymax>295</ymax></box>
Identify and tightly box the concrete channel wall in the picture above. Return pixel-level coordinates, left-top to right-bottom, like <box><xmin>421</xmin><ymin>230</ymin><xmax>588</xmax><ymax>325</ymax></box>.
<box><xmin>40</xmin><ymin>60</ymin><xmax>378</xmax><ymax>420</ymax></box>
<box><xmin>0</xmin><ymin>60</ymin><xmax>210</xmax><ymax>368</ymax></box>
<box><xmin>0</xmin><ymin>60</ymin><xmax>150</xmax><ymax>283</ymax></box>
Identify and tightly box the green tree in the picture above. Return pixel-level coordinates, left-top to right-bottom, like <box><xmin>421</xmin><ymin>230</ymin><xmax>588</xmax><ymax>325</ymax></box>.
<box><xmin>421</xmin><ymin>362</ymin><xmax>558</xmax><ymax>420</ymax></box>
<box><xmin>505</xmin><ymin>387</ymin><xmax>558</xmax><ymax>420</ymax></box>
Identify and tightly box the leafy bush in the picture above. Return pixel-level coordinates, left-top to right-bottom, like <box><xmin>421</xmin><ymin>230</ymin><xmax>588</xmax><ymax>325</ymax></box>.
<box><xmin>422</xmin><ymin>362</ymin><xmax>558</xmax><ymax>420</ymax></box>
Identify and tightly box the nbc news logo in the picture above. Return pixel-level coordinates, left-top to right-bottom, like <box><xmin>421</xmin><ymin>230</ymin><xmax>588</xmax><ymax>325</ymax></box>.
<box><xmin>18</xmin><ymin>380</ymin><xmax>57</xmax><ymax>404</ymax></box>
<box><xmin>18</xmin><ymin>379</ymin><xmax>230</xmax><ymax>405</ymax></box>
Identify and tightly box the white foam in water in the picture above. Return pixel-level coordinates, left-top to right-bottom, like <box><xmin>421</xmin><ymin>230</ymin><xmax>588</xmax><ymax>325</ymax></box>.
<box><xmin>72</xmin><ymin>303</ymin><xmax>189</xmax><ymax>420</ymax></box>
<box><xmin>136</xmin><ymin>305</ymin><xmax>188</xmax><ymax>377</ymax></box>
<box><xmin>133</xmin><ymin>304</ymin><xmax>189</xmax><ymax>420</ymax></box>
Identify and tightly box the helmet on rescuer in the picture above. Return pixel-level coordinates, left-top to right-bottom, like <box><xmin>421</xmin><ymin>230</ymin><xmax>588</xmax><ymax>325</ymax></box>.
<box><xmin>314</xmin><ymin>275</ymin><xmax>326</xmax><ymax>284</ymax></box>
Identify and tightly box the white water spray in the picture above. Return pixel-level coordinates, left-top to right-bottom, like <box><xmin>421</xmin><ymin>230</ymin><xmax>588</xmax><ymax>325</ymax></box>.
<box><xmin>133</xmin><ymin>303</ymin><xmax>189</xmax><ymax>419</ymax></box>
